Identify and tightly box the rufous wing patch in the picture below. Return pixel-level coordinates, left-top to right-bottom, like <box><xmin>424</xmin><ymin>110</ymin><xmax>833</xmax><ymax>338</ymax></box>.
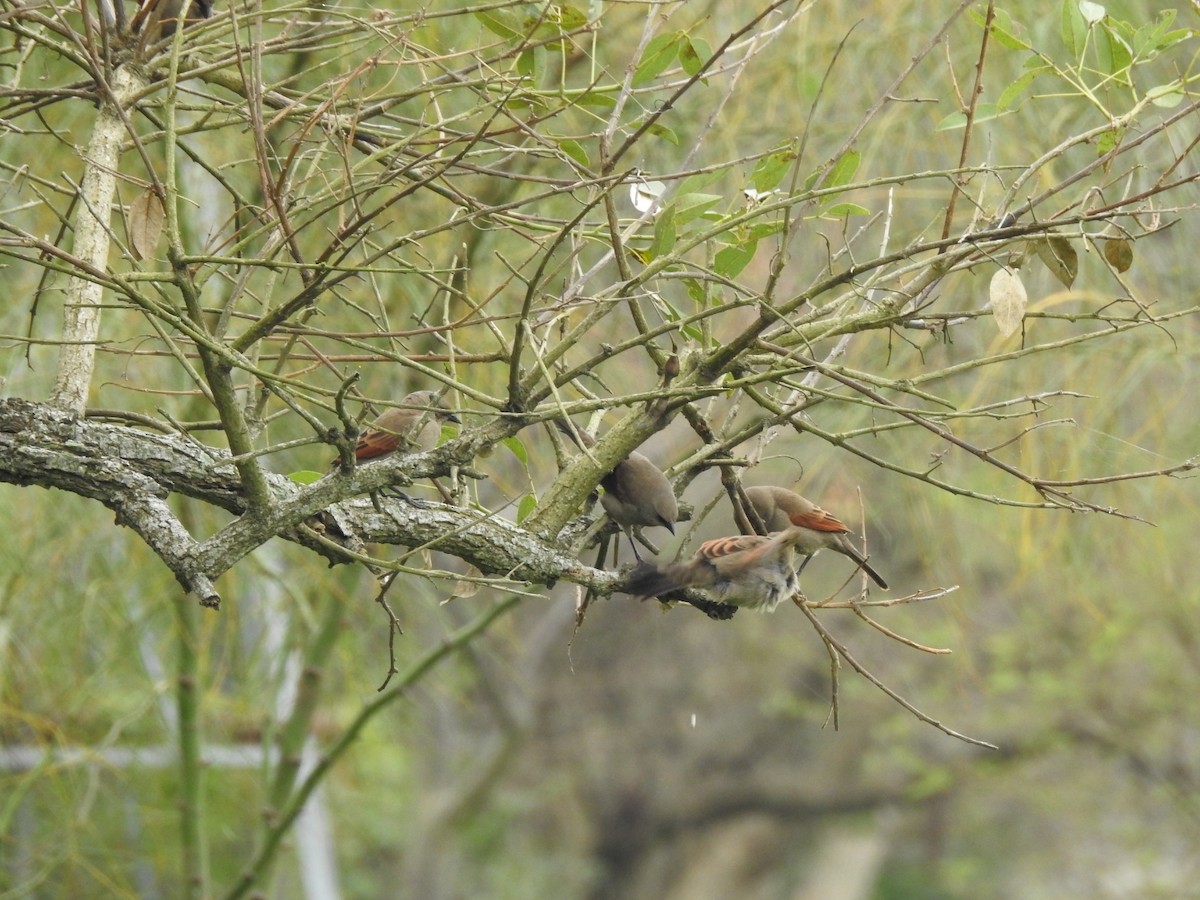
<box><xmin>354</xmin><ymin>431</ymin><xmax>402</xmax><ymax>460</ymax></box>
<box><xmin>698</xmin><ymin>535</ymin><xmax>768</xmax><ymax>560</ymax></box>
<box><xmin>787</xmin><ymin>506</ymin><xmax>848</xmax><ymax>534</ymax></box>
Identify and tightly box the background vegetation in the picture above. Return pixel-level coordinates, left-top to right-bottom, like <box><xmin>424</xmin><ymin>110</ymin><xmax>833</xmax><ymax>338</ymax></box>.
<box><xmin>1</xmin><ymin>0</ymin><xmax>1198</xmax><ymax>897</ymax></box>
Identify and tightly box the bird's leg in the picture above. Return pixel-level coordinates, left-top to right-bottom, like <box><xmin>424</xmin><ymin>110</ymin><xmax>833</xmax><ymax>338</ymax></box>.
<box><xmin>384</xmin><ymin>489</ymin><xmax>434</xmax><ymax>510</ymax></box>
<box><xmin>630</xmin><ymin>526</ymin><xmax>672</xmax><ymax>562</ymax></box>
<box><xmin>790</xmin><ymin>554</ymin><xmax>812</xmax><ymax>605</ymax></box>
<box><xmin>429</xmin><ymin>477</ymin><xmax>454</xmax><ymax>503</ymax></box>
<box><xmin>796</xmin><ymin>553</ymin><xmax>815</xmax><ymax>576</ymax></box>
<box><xmin>576</xmin><ymin>536</ymin><xmax>611</xmax><ymax>629</ymax></box>
<box><xmin>688</xmin><ymin>596</ymin><xmax>738</xmax><ymax>620</ymax></box>
<box><xmin>625</xmin><ymin>526</ymin><xmax>644</xmax><ymax>563</ymax></box>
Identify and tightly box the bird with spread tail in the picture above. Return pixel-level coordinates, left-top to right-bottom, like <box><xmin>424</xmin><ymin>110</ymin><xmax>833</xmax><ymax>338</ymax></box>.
<box><xmin>623</xmin><ymin>485</ymin><xmax>887</xmax><ymax>611</ymax></box>
<box><xmin>553</xmin><ymin>418</ymin><xmax>678</xmax><ymax>562</ymax></box>
<box><xmin>623</xmin><ymin>527</ymin><xmax>814</xmax><ymax>612</ymax></box>
<box><xmin>335</xmin><ymin>390</ymin><xmax>460</xmax><ymax>466</ymax></box>
<box><xmin>742</xmin><ymin>485</ymin><xmax>887</xmax><ymax>589</ymax></box>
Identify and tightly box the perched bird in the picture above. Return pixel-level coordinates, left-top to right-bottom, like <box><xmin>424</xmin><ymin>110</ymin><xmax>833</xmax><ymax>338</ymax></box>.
<box><xmin>129</xmin><ymin>0</ymin><xmax>213</xmax><ymax>38</ymax></box>
<box><xmin>339</xmin><ymin>390</ymin><xmax>460</xmax><ymax>465</ymax></box>
<box><xmin>743</xmin><ymin>485</ymin><xmax>888</xmax><ymax>589</ymax></box>
<box><xmin>623</xmin><ymin>528</ymin><xmax>815</xmax><ymax>612</ymax></box>
<box><xmin>553</xmin><ymin>418</ymin><xmax>678</xmax><ymax>562</ymax></box>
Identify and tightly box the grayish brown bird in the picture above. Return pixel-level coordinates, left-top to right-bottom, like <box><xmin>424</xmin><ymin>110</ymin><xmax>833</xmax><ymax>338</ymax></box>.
<box><xmin>129</xmin><ymin>0</ymin><xmax>212</xmax><ymax>38</ymax></box>
<box><xmin>743</xmin><ymin>485</ymin><xmax>887</xmax><ymax>589</ymax></box>
<box><xmin>553</xmin><ymin>419</ymin><xmax>678</xmax><ymax>562</ymax></box>
<box><xmin>623</xmin><ymin>528</ymin><xmax>816</xmax><ymax>611</ymax></box>
<box><xmin>342</xmin><ymin>390</ymin><xmax>460</xmax><ymax>464</ymax></box>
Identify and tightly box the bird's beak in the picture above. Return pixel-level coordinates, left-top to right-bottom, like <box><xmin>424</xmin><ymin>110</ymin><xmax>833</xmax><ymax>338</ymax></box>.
<box><xmin>444</xmin><ymin>411</ymin><xmax>462</xmax><ymax>424</ymax></box>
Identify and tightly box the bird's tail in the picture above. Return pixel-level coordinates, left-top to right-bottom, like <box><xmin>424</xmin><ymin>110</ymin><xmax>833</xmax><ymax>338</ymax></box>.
<box><xmin>551</xmin><ymin>417</ymin><xmax>597</xmax><ymax>450</ymax></box>
<box><xmin>859</xmin><ymin>558</ymin><xmax>888</xmax><ymax>590</ymax></box>
<box><xmin>838</xmin><ymin>541</ymin><xmax>889</xmax><ymax>589</ymax></box>
<box><xmin>622</xmin><ymin>561</ymin><xmax>683</xmax><ymax>599</ymax></box>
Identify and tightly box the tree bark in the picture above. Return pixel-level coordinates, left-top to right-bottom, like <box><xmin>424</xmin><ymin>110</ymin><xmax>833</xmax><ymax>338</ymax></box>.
<box><xmin>51</xmin><ymin>64</ymin><xmax>148</xmax><ymax>413</ymax></box>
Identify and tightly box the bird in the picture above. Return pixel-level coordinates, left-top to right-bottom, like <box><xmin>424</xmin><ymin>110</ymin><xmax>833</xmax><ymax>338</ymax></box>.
<box><xmin>337</xmin><ymin>390</ymin><xmax>460</xmax><ymax>465</ymax></box>
<box><xmin>129</xmin><ymin>0</ymin><xmax>212</xmax><ymax>39</ymax></box>
<box><xmin>553</xmin><ymin>418</ymin><xmax>678</xmax><ymax>562</ymax></box>
<box><xmin>742</xmin><ymin>485</ymin><xmax>888</xmax><ymax>589</ymax></box>
<box><xmin>622</xmin><ymin>527</ymin><xmax>816</xmax><ymax>612</ymax></box>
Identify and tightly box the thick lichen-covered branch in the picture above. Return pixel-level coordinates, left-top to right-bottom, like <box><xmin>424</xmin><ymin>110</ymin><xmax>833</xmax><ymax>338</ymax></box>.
<box><xmin>0</xmin><ymin>399</ymin><xmax>621</xmax><ymax>607</ymax></box>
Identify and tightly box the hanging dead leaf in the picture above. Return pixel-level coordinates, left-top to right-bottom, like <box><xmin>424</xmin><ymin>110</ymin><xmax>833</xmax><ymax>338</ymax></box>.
<box><xmin>1035</xmin><ymin>234</ymin><xmax>1078</xmax><ymax>288</ymax></box>
<box><xmin>446</xmin><ymin>564</ymin><xmax>483</xmax><ymax>601</ymax></box>
<box><xmin>1008</xmin><ymin>241</ymin><xmax>1032</xmax><ymax>269</ymax></box>
<box><xmin>128</xmin><ymin>189</ymin><xmax>164</xmax><ymax>261</ymax></box>
<box><xmin>1102</xmin><ymin>237</ymin><xmax>1134</xmax><ymax>273</ymax></box>
<box><xmin>574</xmin><ymin>585</ymin><xmax>591</xmax><ymax>628</ymax></box>
<box><xmin>990</xmin><ymin>267</ymin><xmax>1027</xmax><ymax>338</ymax></box>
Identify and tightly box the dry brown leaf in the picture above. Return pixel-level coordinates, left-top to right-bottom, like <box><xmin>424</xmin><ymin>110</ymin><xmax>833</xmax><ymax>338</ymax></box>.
<box><xmin>128</xmin><ymin>190</ymin><xmax>164</xmax><ymax>261</ymax></box>
<box><xmin>446</xmin><ymin>564</ymin><xmax>483</xmax><ymax>601</ymax></box>
<box><xmin>1102</xmin><ymin>237</ymin><xmax>1134</xmax><ymax>273</ymax></box>
<box><xmin>990</xmin><ymin>267</ymin><xmax>1027</xmax><ymax>338</ymax></box>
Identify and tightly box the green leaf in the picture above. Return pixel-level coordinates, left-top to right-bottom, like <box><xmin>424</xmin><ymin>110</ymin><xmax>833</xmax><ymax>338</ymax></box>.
<box><xmin>288</xmin><ymin>470</ymin><xmax>325</xmax><ymax>485</ymax></box>
<box><xmin>502</xmin><ymin>436</ymin><xmax>529</xmax><ymax>466</ymax></box>
<box><xmin>678</xmin><ymin>170</ymin><xmax>724</xmax><ymax>195</ymax></box>
<box><xmin>673</xmin><ymin>192</ymin><xmax>722</xmax><ymax>225</ymax></box>
<box><xmin>1036</xmin><ymin>234</ymin><xmax>1078</xmax><ymax>288</ymax></box>
<box><xmin>825</xmin><ymin>149</ymin><xmax>860</xmax><ymax>189</ymax></box>
<box><xmin>525</xmin><ymin>6</ymin><xmax>581</xmax><ymax>41</ymax></box>
<box><xmin>516</xmin><ymin>47</ymin><xmax>540</xmax><ymax>79</ymax></box>
<box><xmin>1060</xmin><ymin>0</ymin><xmax>1087</xmax><ymax>58</ymax></box>
<box><xmin>824</xmin><ymin>202</ymin><xmax>871</xmax><ymax>217</ymax></box>
<box><xmin>554</xmin><ymin>3</ymin><xmax>588</xmax><ymax>31</ymax></box>
<box><xmin>684</xmin><ymin>277</ymin><xmax>707</xmax><ymax>306</ymax></box>
<box><xmin>1094</xmin><ymin>23</ymin><xmax>1132</xmax><ymax>81</ymax></box>
<box><xmin>645</xmin><ymin>122</ymin><xmax>679</xmax><ymax>145</ymax></box>
<box><xmin>504</xmin><ymin>94</ymin><xmax>548</xmax><ymax>114</ymax></box>
<box><xmin>973</xmin><ymin>7</ymin><xmax>1031</xmax><ymax>50</ymax></box>
<box><xmin>652</xmin><ymin>294</ymin><xmax>704</xmax><ymax>342</ymax></box>
<box><xmin>990</xmin><ymin>8</ymin><xmax>1031</xmax><ymax>50</ymax></box>
<box><xmin>805</xmin><ymin>149</ymin><xmax>860</xmax><ymax>190</ymax></box>
<box><xmin>1132</xmin><ymin>11</ymin><xmax>1181</xmax><ymax>56</ymax></box>
<box><xmin>557</xmin><ymin>138</ymin><xmax>589</xmax><ymax>168</ymax></box>
<box><xmin>714</xmin><ymin>241</ymin><xmax>757</xmax><ymax>278</ymax></box>
<box><xmin>748</xmin><ymin>221</ymin><xmax>786</xmax><ymax>241</ymax></box>
<box><xmin>1147</xmin><ymin>82</ymin><xmax>1184</xmax><ymax>108</ymax></box>
<box><xmin>575</xmin><ymin>91</ymin><xmax>616</xmax><ymax>111</ymax></box>
<box><xmin>633</xmin><ymin>32</ymin><xmax>682</xmax><ymax>86</ymax></box>
<box><xmin>752</xmin><ymin>149</ymin><xmax>797</xmax><ymax>192</ymax></box>
<box><xmin>679</xmin><ymin>36</ymin><xmax>711</xmax><ymax>78</ymax></box>
<box><xmin>936</xmin><ymin>111</ymin><xmax>968</xmax><ymax>131</ymax></box>
<box><xmin>1132</xmin><ymin>20</ymin><xmax>1159</xmax><ymax>56</ymax></box>
<box><xmin>649</xmin><ymin>205</ymin><xmax>677</xmax><ymax>259</ymax></box>
<box><xmin>476</xmin><ymin>9</ymin><xmax>523</xmax><ymax>39</ymax></box>
<box><xmin>1096</xmin><ymin>125</ymin><xmax>1123</xmax><ymax>155</ymax></box>
<box><xmin>517</xmin><ymin>493</ymin><xmax>538</xmax><ymax>524</ymax></box>
<box><xmin>997</xmin><ymin>67</ymin><xmax>1046</xmax><ymax>111</ymax></box>
<box><xmin>935</xmin><ymin>103</ymin><xmax>1009</xmax><ymax>131</ymax></box>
